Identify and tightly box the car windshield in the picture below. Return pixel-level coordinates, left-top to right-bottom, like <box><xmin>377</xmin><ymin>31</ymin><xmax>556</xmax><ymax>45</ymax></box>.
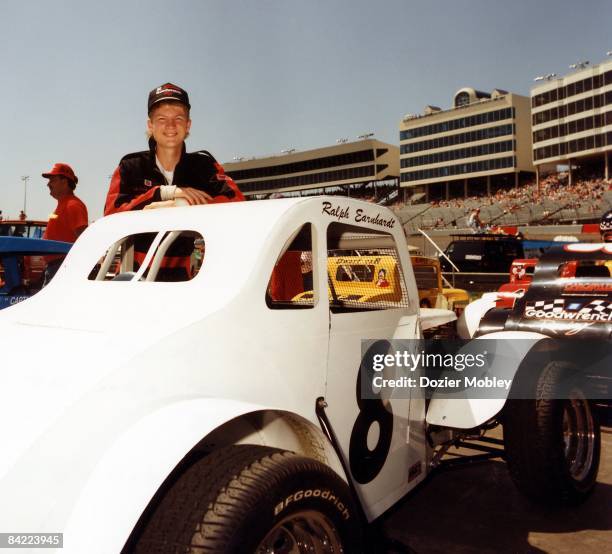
<box><xmin>335</xmin><ymin>264</ymin><xmax>375</xmax><ymax>282</ymax></box>
<box><xmin>0</xmin><ymin>223</ymin><xmax>45</xmax><ymax>238</ymax></box>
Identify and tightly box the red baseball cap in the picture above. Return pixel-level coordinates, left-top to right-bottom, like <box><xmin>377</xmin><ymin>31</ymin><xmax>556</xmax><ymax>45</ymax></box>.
<box><xmin>42</xmin><ymin>163</ymin><xmax>78</xmax><ymax>185</ymax></box>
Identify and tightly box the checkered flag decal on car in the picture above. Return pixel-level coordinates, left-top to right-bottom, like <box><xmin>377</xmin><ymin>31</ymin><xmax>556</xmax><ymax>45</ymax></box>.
<box><xmin>577</xmin><ymin>299</ymin><xmax>612</xmax><ymax>317</ymax></box>
<box><xmin>528</xmin><ymin>299</ymin><xmax>565</xmax><ymax>312</ymax></box>
<box><xmin>528</xmin><ymin>299</ymin><xmax>612</xmax><ymax>315</ymax></box>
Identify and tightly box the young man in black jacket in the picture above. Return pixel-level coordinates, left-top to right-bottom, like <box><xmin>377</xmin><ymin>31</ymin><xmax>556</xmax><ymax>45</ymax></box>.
<box><xmin>104</xmin><ymin>83</ymin><xmax>244</xmax><ymax>279</ymax></box>
<box><xmin>105</xmin><ymin>82</ymin><xmax>243</xmax><ymax>214</ymax></box>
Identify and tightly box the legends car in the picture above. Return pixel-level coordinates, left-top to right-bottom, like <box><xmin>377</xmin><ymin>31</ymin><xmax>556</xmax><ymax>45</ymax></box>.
<box><xmin>0</xmin><ymin>198</ymin><xmax>603</xmax><ymax>554</ymax></box>
<box><xmin>440</xmin><ymin>234</ymin><xmax>575</xmax><ymax>272</ymax></box>
<box><xmin>0</xmin><ymin>236</ymin><xmax>71</xmax><ymax>309</ymax></box>
<box><xmin>292</xmin><ymin>254</ymin><xmax>469</xmax><ymax>314</ymax></box>
<box><xmin>460</xmin><ymin>244</ymin><xmax>612</xmax><ymax>340</ymax></box>
<box><xmin>290</xmin><ymin>254</ymin><xmax>404</xmax><ymax>305</ymax></box>
<box><xmin>0</xmin><ymin>219</ymin><xmax>47</xmax><ymax>239</ymax></box>
<box><xmin>440</xmin><ymin>234</ymin><xmax>576</xmax><ymax>292</ymax></box>
<box><xmin>493</xmin><ymin>258</ymin><xmax>537</xmax><ymax>309</ymax></box>
<box><xmin>440</xmin><ymin>233</ymin><xmax>525</xmax><ymax>273</ymax></box>
<box><xmin>411</xmin><ymin>254</ymin><xmax>469</xmax><ymax>312</ymax></box>
<box><xmin>458</xmin><ymin>244</ymin><xmax>611</xmax><ymax>495</ymax></box>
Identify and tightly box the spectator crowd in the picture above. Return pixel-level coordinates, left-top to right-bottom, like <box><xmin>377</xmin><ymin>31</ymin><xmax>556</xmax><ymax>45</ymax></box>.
<box><xmin>390</xmin><ymin>173</ymin><xmax>611</xmax><ymax>230</ymax></box>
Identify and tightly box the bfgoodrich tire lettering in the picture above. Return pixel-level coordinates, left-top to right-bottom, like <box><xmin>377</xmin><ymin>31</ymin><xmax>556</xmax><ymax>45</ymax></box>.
<box><xmin>130</xmin><ymin>444</ymin><xmax>361</xmax><ymax>553</ymax></box>
<box><xmin>504</xmin><ymin>361</ymin><xmax>601</xmax><ymax>505</ymax></box>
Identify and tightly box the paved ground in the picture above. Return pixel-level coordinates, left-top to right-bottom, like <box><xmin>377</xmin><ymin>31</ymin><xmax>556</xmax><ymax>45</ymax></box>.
<box><xmin>381</xmin><ymin>422</ymin><xmax>612</xmax><ymax>553</ymax></box>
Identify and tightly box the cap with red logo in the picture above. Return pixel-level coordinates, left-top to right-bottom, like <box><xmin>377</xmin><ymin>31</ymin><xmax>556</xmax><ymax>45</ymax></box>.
<box><xmin>41</xmin><ymin>163</ymin><xmax>78</xmax><ymax>185</ymax></box>
<box><xmin>147</xmin><ymin>82</ymin><xmax>191</xmax><ymax>113</ymax></box>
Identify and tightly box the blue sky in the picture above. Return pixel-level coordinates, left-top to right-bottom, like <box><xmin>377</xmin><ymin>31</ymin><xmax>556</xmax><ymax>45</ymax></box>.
<box><xmin>1</xmin><ymin>0</ymin><xmax>611</xmax><ymax>219</ymax></box>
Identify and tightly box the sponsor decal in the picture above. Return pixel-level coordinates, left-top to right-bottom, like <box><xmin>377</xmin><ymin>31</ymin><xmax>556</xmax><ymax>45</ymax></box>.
<box><xmin>524</xmin><ymin>299</ymin><xmax>612</xmax><ymax>323</ymax></box>
<box><xmin>563</xmin><ymin>282</ymin><xmax>612</xmax><ymax>295</ymax></box>
<box><xmin>321</xmin><ymin>201</ymin><xmax>396</xmax><ymax>229</ymax></box>
<box><xmin>526</xmin><ymin>318</ymin><xmax>595</xmax><ymax>336</ymax></box>
<box><xmin>274</xmin><ymin>489</ymin><xmax>351</xmax><ymax>520</ymax></box>
<box><xmin>335</xmin><ymin>256</ymin><xmax>382</xmax><ymax>265</ymax></box>
<box><xmin>564</xmin><ymin>322</ymin><xmax>595</xmax><ymax>336</ymax></box>
<box><xmin>157</xmin><ymin>85</ymin><xmax>180</xmax><ymax>94</ymax></box>
<box><xmin>564</xmin><ymin>243</ymin><xmax>612</xmax><ymax>254</ymax></box>
<box><xmin>511</xmin><ymin>263</ymin><xmax>528</xmax><ymax>280</ymax></box>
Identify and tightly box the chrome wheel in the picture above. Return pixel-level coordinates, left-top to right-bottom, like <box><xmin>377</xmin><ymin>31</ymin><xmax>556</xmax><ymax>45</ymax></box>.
<box><xmin>256</xmin><ymin>510</ymin><xmax>344</xmax><ymax>554</ymax></box>
<box><xmin>563</xmin><ymin>390</ymin><xmax>596</xmax><ymax>482</ymax></box>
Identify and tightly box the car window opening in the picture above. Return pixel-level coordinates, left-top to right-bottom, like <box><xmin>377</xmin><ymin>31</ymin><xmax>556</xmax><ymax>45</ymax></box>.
<box><xmin>88</xmin><ymin>231</ymin><xmax>204</xmax><ymax>282</ymax></box>
<box><xmin>326</xmin><ymin>222</ymin><xmax>410</xmax><ymax>313</ymax></box>
<box><xmin>266</xmin><ymin>223</ymin><xmax>314</xmax><ymax>310</ymax></box>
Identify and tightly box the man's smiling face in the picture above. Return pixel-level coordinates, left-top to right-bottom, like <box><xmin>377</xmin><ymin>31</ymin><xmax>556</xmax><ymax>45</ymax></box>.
<box><xmin>147</xmin><ymin>102</ymin><xmax>191</xmax><ymax>149</ymax></box>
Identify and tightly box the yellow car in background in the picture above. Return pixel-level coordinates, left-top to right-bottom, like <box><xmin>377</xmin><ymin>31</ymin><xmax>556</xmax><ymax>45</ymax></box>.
<box><xmin>293</xmin><ymin>254</ymin><xmax>468</xmax><ymax>314</ymax></box>
<box><xmin>327</xmin><ymin>255</ymin><xmax>403</xmax><ymax>303</ymax></box>
<box><xmin>411</xmin><ymin>255</ymin><xmax>469</xmax><ymax>313</ymax></box>
<box><xmin>292</xmin><ymin>254</ymin><xmax>404</xmax><ymax>305</ymax></box>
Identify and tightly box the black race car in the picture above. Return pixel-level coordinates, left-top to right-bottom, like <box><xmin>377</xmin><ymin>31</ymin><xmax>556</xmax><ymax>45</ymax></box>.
<box><xmin>474</xmin><ymin>243</ymin><xmax>612</xmax><ymax>339</ymax></box>
<box><xmin>458</xmin><ymin>243</ymin><xmax>610</xmax><ymax>505</ymax></box>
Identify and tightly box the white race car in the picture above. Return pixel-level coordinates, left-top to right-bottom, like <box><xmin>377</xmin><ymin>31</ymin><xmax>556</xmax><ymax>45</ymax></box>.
<box><xmin>0</xmin><ymin>198</ymin><xmax>603</xmax><ymax>553</ymax></box>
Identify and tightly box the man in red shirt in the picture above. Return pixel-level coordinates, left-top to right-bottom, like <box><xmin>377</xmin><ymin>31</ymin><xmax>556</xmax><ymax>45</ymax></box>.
<box><xmin>42</xmin><ymin>163</ymin><xmax>88</xmax><ymax>283</ymax></box>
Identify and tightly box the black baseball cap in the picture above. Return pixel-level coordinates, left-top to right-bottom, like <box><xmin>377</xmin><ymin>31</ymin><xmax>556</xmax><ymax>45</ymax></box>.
<box><xmin>147</xmin><ymin>82</ymin><xmax>191</xmax><ymax>113</ymax></box>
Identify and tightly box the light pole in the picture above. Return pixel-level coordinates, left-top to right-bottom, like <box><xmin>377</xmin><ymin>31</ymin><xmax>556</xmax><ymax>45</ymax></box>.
<box><xmin>21</xmin><ymin>175</ymin><xmax>29</xmax><ymax>215</ymax></box>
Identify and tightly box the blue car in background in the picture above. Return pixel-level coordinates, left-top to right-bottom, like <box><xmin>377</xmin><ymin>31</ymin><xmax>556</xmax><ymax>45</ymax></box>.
<box><xmin>0</xmin><ymin>236</ymin><xmax>72</xmax><ymax>309</ymax></box>
<box><xmin>0</xmin><ymin>219</ymin><xmax>47</xmax><ymax>239</ymax></box>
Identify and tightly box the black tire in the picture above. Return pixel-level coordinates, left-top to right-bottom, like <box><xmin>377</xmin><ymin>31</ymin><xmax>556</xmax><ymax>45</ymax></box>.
<box><xmin>130</xmin><ymin>445</ymin><xmax>362</xmax><ymax>553</ymax></box>
<box><xmin>504</xmin><ymin>361</ymin><xmax>601</xmax><ymax>505</ymax></box>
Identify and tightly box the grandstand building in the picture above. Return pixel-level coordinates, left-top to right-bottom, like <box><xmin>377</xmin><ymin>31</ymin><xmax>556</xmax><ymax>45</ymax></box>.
<box><xmin>399</xmin><ymin>88</ymin><xmax>534</xmax><ymax>201</ymax></box>
<box><xmin>531</xmin><ymin>57</ymin><xmax>612</xmax><ymax>182</ymax></box>
<box><xmin>223</xmin><ymin>139</ymin><xmax>399</xmax><ymax>200</ymax></box>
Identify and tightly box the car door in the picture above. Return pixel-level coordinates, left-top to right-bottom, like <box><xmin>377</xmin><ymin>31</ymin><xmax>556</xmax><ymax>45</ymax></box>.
<box><xmin>323</xmin><ymin>221</ymin><xmax>425</xmax><ymax>520</ymax></box>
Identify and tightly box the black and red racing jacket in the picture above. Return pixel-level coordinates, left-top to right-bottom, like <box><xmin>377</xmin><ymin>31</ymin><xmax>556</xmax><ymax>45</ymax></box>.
<box><xmin>104</xmin><ymin>140</ymin><xmax>244</xmax><ymax>279</ymax></box>
<box><xmin>104</xmin><ymin>139</ymin><xmax>243</xmax><ymax>214</ymax></box>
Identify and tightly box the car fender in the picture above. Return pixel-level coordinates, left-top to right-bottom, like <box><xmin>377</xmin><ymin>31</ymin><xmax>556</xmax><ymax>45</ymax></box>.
<box><xmin>62</xmin><ymin>398</ymin><xmax>341</xmax><ymax>554</ymax></box>
<box><xmin>419</xmin><ymin>307</ymin><xmax>456</xmax><ymax>330</ymax></box>
<box><xmin>457</xmin><ymin>294</ymin><xmax>498</xmax><ymax>338</ymax></box>
<box><xmin>426</xmin><ymin>331</ymin><xmax>550</xmax><ymax>429</ymax></box>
